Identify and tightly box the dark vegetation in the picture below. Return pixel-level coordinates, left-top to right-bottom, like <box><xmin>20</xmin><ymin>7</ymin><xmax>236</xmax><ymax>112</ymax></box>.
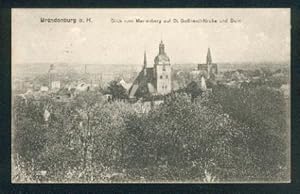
<box><xmin>12</xmin><ymin>78</ymin><xmax>289</xmax><ymax>182</ymax></box>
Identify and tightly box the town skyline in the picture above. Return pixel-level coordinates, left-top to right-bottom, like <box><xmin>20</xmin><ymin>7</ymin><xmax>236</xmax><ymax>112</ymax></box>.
<box><xmin>11</xmin><ymin>8</ymin><xmax>291</xmax><ymax>184</ymax></box>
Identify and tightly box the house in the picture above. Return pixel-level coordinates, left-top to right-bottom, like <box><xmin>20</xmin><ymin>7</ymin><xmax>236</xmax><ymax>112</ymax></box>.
<box><xmin>76</xmin><ymin>83</ymin><xmax>90</xmax><ymax>92</ymax></box>
<box><xmin>40</xmin><ymin>86</ymin><xmax>49</xmax><ymax>92</ymax></box>
<box><xmin>51</xmin><ymin>81</ymin><xmax>61</xmax><ymax>90</ymax></box>
<box><xmin>119</xmin><ymin>79</ymin><xmax>132</xmax><ymax>91</ymax></box>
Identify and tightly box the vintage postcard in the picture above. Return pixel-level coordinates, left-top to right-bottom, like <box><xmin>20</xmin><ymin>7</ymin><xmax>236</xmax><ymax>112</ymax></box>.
<box><xmin>11</xmin><ymin>8</ymin><xmax>290</xmax><ymax>183</ymax></box>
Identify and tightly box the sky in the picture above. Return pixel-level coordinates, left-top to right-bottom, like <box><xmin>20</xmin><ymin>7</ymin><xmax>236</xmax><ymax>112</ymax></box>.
<box><xmin>12</xmin><ymin>8</ymin><xmax>290</xmax><ymax>66</ymax></box>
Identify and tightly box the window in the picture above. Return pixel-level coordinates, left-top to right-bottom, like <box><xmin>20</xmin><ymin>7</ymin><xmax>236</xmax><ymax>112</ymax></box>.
<box><xmin>163</xmin><ymin>65</ymin><xmax>166</xmax><ymax>71</ymax></box>
<box><xmin>166</xmin><ymin>75</ymin><xmax>168</xmax><ymax>79</ymax></box>
<box><xmin>160</xmin><ymin>75</ymin><xmax>163</xmax><ymax>79</ymax></box>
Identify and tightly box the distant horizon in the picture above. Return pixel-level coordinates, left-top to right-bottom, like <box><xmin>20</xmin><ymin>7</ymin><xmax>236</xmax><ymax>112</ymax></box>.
<box><xmin>12</xmin><ymin>60</ymin><xmax>290</xmax><ymax>79</ymax></box>
<box><xmin>12</xmin><ymin>9</ymin><xmax>290</xmax><ymax>65</ymax></box>
<box><xmin>13</xmin><ymin>60</ymin><xmax>291</xmax><ymax>66</ymax></box>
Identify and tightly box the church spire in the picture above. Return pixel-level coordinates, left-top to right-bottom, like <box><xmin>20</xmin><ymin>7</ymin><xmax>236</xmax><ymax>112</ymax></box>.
<box><xmin>144</xmin><ymin>51</ymin><xmax>147</xmax><ymax>68</ymax></box>
<box><xmin>143</xmin><ymin>51</ymin><xmax>147</xmax><ymax>76</ymax></box>
<box><xmin>159</xmin><ymin>40</ymin><xmax>165</xmax><ymax>54</ymax></box>
<box><xmin>206</xmin><ymin>48</ymin><xmax>212</xmax><ymax>65</ymax></box>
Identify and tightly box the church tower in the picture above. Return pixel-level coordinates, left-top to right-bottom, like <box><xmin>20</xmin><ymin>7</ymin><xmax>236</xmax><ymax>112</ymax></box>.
<box><xmin>206</xmin><ymin>48</ymin><xmax>212</xmax><ymax>79</ymax></box>
<box><xmin>143</xmin><ymin>51</ymin><xmax>147</xmax><ymax>76</ymax></box>
<box><xmin>206</xmin><ymin>47</ymin><xmax>212</xmax><ymax>65</ymax></box>
<box><xmin>154</xmin><ymin>41</ymin><xmax>172</xmax><ymax>95</ymax></box>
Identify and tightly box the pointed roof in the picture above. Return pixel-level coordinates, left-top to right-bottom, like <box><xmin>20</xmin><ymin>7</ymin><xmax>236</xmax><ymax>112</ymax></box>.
<box><xmin>144</xmin><ymin>51</ymin><xmax>147</xmax><ymax>68</ymax></box>
<box><xmin>119</xmin><ymin>79</ymin><xmax>131</xmax><ymax>91</ymax></box>
<box><xmin>206</xmin><ymin>48</ymin><xmax>212</xmax><ymax>64</ymax></box>
<box><xmin>159</xmin><ymin>40</ymin><xmax>165</xmax><ymax>54</ymax></box>
<box><xmin>128</xmin><ymin>67</ymin><xmax>156</xmax><ymax>98</ymax></box>
<box><xmin>143</xmin><ymin>51</ymin><xmax>147</xmax><ymax>76</ymax></box>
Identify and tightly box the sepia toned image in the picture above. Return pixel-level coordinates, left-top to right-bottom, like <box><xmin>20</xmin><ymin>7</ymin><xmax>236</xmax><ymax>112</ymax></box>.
<box><xmin>11</xmin><ymin>8</ymin><xmax>290</xmax><ymax>183</ymax></box>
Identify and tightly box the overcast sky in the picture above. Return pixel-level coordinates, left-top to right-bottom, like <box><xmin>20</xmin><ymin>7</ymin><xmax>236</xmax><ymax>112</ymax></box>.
<box><xmin>12</xmin><ymin>8</ymin><xmax>290</xmax><ymax>66</ymax></box>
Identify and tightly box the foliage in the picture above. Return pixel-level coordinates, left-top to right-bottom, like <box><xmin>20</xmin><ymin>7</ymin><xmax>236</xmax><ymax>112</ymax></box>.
<box><xmin>185</xmin><ymin>81</ymin><xmax>203</xmax><ymax>101</ymax></box>
<box><xmin>106</xmin><ymin>80</ymin><xmax>128</xmax><ymax>100</ymax></box>
<box><xmin>12</xmin><ymin>82</ymin><xmax>289</xmax><ymax>182</ymax></box>
<box><xmin>212</xmin><ymin>84</ymin><xmax>290</xmax><ymax>181</ymax></box>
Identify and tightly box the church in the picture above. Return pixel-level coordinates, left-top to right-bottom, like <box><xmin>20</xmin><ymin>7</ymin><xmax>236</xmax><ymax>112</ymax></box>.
<box><xmin>128</xmin><ymin>41</ymin><xmax>218</xmax><ymax>99</ymax></box>
<box><xmin>128</xmin><ymin>41</ymin><xmax>172</xmax><ymax>99</ymax></box>
<box><xmin>197</xmin><ymin>48</ymin><xmax>218</xmax><ymax>79</ymax></box>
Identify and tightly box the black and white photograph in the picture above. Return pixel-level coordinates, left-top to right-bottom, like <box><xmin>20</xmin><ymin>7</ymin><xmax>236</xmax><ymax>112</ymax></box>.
<box><xmin>11</xmin><ymin>8</ymin><xmax>291</xmax><ymax>183</ymax></box>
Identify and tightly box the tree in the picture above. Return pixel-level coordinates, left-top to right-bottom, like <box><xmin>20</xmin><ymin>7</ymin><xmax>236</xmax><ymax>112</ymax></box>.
<box><xmin>185</xmin><ymin>81</ymin><xmax>202</xmax><ymax>101</ymax></box>
<box><xmin>118</xmin><ymin>93</ymin><xmax>254</xmax><ymax>182</ymax></box>
<box><xmin>106</xmin><ymin>80</ymin><xmax>128</xmax><ymax>100</ymax></box>
<box><xmin>13</xmin><ymin>75</ymin><xmax>289</xmax><ymax>182</ymax></box>
<box><xmin>212</xmin><ymin>84</ymin><xmax>289</xmax><ymax>181</ymax></box>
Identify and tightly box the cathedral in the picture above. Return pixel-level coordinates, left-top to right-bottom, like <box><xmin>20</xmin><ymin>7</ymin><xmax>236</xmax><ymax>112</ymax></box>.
<box><xmin>129</xmin><ymin>41</ymin><xmax>172</xmax><ymax>99</ymax></box>
<box><xmin>197</xmin><ymin>48</ymin><xmax>218</xmax><ymax>79</ymax></box>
